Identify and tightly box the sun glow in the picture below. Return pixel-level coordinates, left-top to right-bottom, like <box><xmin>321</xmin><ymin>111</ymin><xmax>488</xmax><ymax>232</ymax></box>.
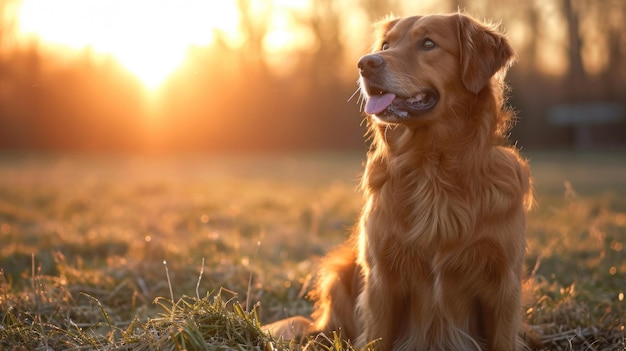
<box><xmin>17</xmin><ymin>0</ymin><xmax>242</xmax><ymax>89</ymax></box>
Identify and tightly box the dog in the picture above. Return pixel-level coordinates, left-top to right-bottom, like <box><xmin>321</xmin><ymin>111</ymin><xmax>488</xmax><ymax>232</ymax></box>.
<box><xmin>264</xmin><ymin>12</ymin><xmax>535</xmax><ymax>351</ymax></box>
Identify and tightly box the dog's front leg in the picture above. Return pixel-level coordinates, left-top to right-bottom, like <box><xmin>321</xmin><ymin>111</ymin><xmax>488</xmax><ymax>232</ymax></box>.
<box><xmin>355</xmin><ymin>267</ymin><xmax>401</xmax><ymax>351</ymax></box>
<box><xmin>435</xmin><ymin>238</ymin><xmax>522</xmax><ymax>351</ymax></box>
<box><xmin>480</xmin><ymin>283</ymin><xmax>522</xmax><ymax>351</ymax></box>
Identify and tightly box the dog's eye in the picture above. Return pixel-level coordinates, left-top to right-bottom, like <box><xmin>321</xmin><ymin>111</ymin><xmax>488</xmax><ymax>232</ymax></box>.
<box><xmin>422</xmin><ymin>38</ymin><xmax>437</xmax><ymax>50</ymax></box>
<box><xmin>381</xmin><ymin>42</ymin><xmax>390</xmax><ymax>51</ymax></box>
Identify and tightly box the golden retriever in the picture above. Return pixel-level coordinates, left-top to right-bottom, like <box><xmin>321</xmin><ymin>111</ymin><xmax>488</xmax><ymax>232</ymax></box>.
<box><xmin>264</xmin><ymin>12</ymin><xmax>535</xmax><ymax>351</ymax></box>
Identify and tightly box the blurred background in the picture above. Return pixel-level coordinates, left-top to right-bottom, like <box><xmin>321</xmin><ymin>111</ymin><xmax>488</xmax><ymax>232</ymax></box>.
<box><xmin>0</xmin><ymin>0</ymin><xmax>624</xmax><ymax>154</ymax></box>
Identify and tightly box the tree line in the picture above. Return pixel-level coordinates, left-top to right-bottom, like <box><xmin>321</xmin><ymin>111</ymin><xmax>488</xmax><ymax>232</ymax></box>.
<box><xmin>0</xmin><ymin>0</ymin><xmax>624</xmax><ymax>153</ymax></box>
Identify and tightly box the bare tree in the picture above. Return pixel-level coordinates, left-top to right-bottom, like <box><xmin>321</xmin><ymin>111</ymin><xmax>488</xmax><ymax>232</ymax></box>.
<box><xmin>292</xmin><ymin>0</ymin><xmax>346</xmax><ymax>87</ymax></box>
<box><xmin>562</xmin><ymin>0</ymin><xmax>587</xmax><ymax>99</ymax></box>
<box><xmin>601</xmin><ymin>0</ymin><xmax>626</xmax><ymax>98</ymax></box>
<box><xmin>236</xmin><ymin>0</ymin><xmax>271</xmax><ymax>77</ymax></box>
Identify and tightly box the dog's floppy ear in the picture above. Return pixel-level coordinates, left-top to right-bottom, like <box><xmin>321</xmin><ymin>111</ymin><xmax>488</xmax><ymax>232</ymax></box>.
<box><xmin>458</xmin><ymin>14</ymin><xmax>515</xmax><ymax>94</ymax></box>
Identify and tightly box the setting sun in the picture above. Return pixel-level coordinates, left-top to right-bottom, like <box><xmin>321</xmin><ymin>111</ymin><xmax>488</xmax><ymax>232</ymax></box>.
<box><xmin>17</xmin><ymin>0</ymin><xmax>243</xmax><ymax>89</ymax></box>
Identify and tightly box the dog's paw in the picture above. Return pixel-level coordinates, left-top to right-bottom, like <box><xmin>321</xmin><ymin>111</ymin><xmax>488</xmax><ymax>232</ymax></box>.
<box><xmin>262</xmin><ymin>316</ymin><xmax>313</xmax><ymax>340</ymax></box>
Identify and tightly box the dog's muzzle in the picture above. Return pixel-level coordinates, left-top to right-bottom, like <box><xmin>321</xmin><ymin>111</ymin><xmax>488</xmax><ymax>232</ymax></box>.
<box><xmin>358</xmin><ymin>54</ymin><xmax>439</xmax><ymax>119</ymax></box>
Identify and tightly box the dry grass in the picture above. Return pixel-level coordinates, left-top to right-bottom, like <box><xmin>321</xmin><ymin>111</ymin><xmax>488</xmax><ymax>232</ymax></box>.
<box><xmin>0</xmin><ymin>151</ymin><xmax>624</xmax><ymax>350</ymax></box>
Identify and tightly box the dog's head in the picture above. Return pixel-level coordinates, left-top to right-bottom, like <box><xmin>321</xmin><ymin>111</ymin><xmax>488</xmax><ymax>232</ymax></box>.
<box><xmin>358</xmin><ymin>13</ymin><xmax>515</xmax><ymax>125</ymax></box>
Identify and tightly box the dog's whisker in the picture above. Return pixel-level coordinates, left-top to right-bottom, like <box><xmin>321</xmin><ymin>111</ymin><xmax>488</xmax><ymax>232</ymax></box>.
<box><xmin>347</xmin><ymin>86</ymin><xmax>361</xmax><ymax>103</ymax></box>
<box><xmin>358</xmin><ymin>91</ymin><xmax>368</xmax><ymax>113</ymax></box>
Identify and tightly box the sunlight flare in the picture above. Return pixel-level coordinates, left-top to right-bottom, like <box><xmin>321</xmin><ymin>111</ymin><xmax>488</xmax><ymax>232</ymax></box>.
<box><xmin>17</xmin><ymin>0</ymin><xmax>241</xmax><ymax>89</ymax></box>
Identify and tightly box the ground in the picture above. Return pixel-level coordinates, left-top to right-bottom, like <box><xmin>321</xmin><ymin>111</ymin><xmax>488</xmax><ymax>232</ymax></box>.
<box><xmin>0</xmin><ymin>151</ymin><xmax>624</xmax><ymax>350</ymax></box>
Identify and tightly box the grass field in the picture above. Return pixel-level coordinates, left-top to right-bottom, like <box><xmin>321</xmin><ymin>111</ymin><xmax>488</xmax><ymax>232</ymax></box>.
<box><xmin>0</xmin><ymin>151</ymin><xmax>624</xmax><ymax>350</ymax></box>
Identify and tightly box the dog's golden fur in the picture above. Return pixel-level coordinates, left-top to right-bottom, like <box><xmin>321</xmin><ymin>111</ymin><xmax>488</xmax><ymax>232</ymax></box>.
<box><xmin>264</xmin><ymin>13</ymin><xmax>534</xmax><ymax>351</ymax></box>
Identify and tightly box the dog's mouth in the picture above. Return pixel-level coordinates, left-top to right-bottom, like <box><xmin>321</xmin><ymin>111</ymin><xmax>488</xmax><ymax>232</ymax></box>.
<box><xmin>364</xmin><ymin>88</ymin><xmax>439</xmax><ymax>120</ymax></box>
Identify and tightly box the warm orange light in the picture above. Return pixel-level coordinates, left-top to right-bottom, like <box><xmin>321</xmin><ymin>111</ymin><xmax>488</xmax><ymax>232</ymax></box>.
<box><xmin>16</xmin><ymin>0</ymin><xmax>319</xmax><ymax>88</ymax></box>
<box><xmin>17</xmin><ymin>0</ymin><xmax>242</xmax><ymax>89</ymax></box>
<box><xmin>261</xmin><ymin>3</ymin><xmax>317</xmax><ymax>76</ymax></box>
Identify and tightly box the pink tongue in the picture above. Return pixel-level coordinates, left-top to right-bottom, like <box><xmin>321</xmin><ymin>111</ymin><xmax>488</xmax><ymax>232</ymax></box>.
<box><xmin>365</xmin><ymin>93</ymin><xmax>396</xmax><ymax>115</ymax></box>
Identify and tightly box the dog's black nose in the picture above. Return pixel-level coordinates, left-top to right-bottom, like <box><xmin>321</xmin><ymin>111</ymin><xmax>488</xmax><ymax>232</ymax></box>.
<box><xmin>358</xmin><ymin>54</ymin><xmax>385</xmax><ymax>77</ymax></box>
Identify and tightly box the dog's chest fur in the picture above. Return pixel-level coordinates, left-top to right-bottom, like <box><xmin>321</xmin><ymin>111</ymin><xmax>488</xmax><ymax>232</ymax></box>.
<box><xmin>360</xmin><ymin>150</ymin><xmax>476</xmax><ymax>278</ymax></box>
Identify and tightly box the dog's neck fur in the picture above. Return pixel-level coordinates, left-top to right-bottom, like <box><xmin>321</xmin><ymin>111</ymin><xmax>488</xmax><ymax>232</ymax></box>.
<box><xmin>360</xmin><ymin>83</ymin><xmax>509</xmax><ymax>247</ymax></box>
<box><xmin>365</xmin><ymin>84</ymin><xmax>506</xmax><ymax>182</ymax></box>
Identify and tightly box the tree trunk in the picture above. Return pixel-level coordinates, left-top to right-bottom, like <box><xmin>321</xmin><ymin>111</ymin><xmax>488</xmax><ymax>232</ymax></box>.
<box><xmin>562</xmin><ymin>0</ymin><xmax>586</xmax><ymax>100</ymax></box>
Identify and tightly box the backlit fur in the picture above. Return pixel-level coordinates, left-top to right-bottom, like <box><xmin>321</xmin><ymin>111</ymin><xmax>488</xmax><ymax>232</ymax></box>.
<box><xmin>265</xmin><ymin>13</ymin><xmax>535</xmax><ymax>351</ymax></box>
